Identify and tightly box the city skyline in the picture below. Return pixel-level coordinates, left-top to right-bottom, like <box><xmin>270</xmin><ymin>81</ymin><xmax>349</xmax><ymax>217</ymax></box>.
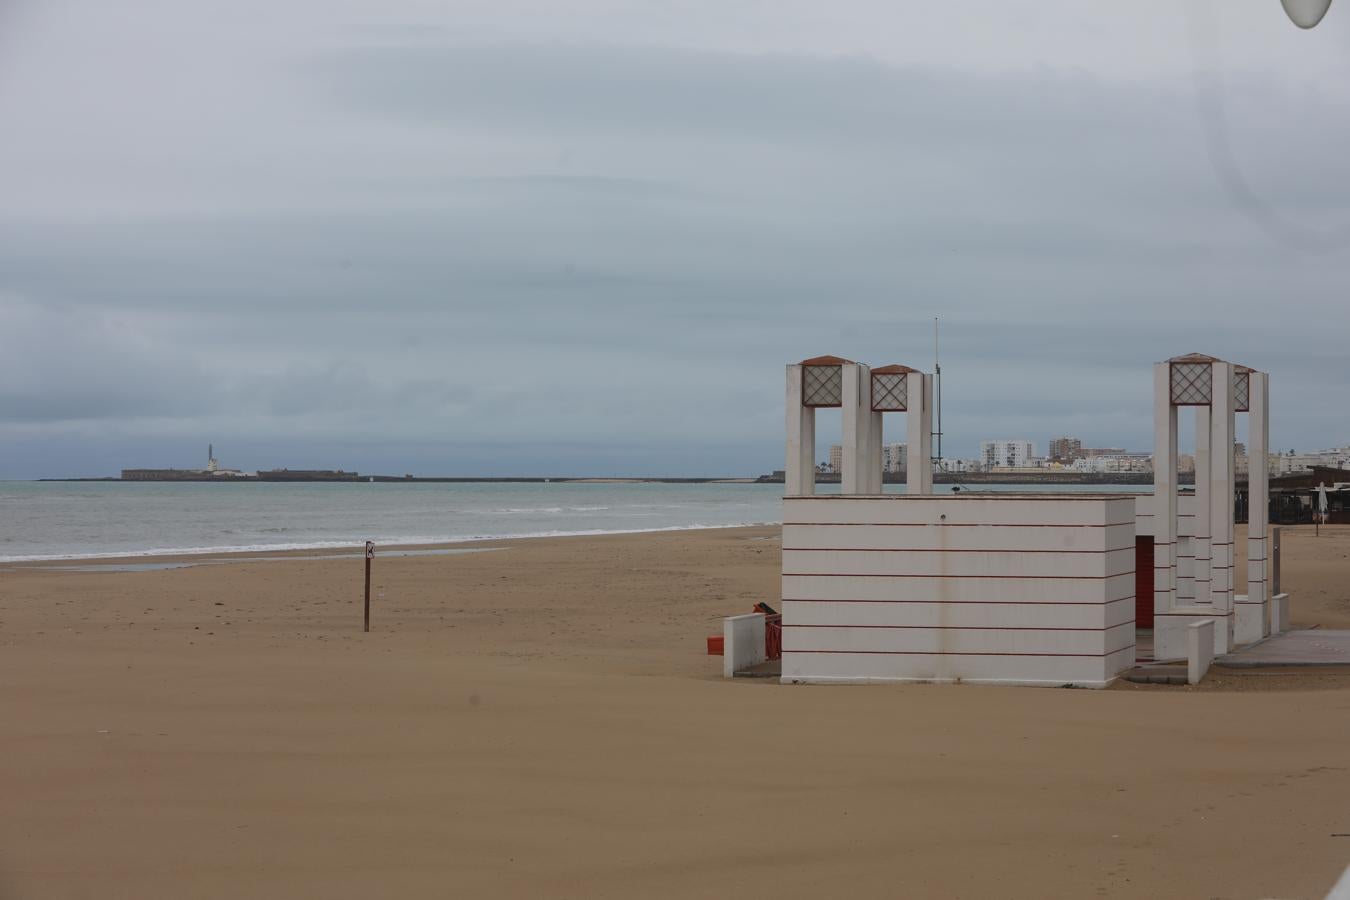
<box><xmin>817</xmin><ymin>433</ymin><xmax>1350</xmax><ymax>477</ymax></box>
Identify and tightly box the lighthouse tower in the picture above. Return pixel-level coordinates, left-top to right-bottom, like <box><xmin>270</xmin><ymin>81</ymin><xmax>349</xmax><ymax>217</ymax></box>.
<box><xmin>207</xmin><ymin>444</ymin><xmax>219</xmax><ymax>474</ymax></box>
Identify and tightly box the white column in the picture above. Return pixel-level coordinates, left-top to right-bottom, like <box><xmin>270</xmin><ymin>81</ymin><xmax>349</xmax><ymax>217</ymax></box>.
<box><xmin>1176</xmin><ymin>534</ymin><xmax>1194</xmax><ymax>603</ymax></box>
<box><xmin>906</xmin><ymin>374</ymin><xmax>933</xmax><ymax>494</ymax></box>
<box><xmin>785</xmin><ymin>365</ymin><xmax>815</xmax><ymax>496</ymax></box>
<box><xmin>1193</xmin><ymin>405</ymin><xmax>1212</xmax><ymax>605</ymax></box>
<box><xmin>1209</xmin><ymin>361</ymin><xmax>1236</xmax><ymax>653</ymax></box>
<box><xmin>921</xmin><ymin>374</ymin><xmax>933</xmax><ymax>492</ymax></box>
<box><xmin>1153</xmin><ymin>363</ymin><xmax>1177</xmax><ymax>619</ymax></box>
<box><xmin>841</xmin><ymin>363</ymin><xmax>871</xmax><ymax>495</ymax></box>
<box><xmin>1247</xmin><ymin>371</ymin><xmax>1271</xmax><ymax>636</ymax></box>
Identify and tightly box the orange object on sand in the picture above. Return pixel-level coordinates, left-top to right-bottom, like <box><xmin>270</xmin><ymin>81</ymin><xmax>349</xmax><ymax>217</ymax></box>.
<box><xmin>706</xmin><ymin>635</ymin><xmax>724</xmax><ymax>656</ymax></box>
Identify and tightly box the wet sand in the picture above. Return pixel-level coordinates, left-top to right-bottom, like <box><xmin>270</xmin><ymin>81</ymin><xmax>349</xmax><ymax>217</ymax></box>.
<box><xmin>2</xmin><ymin>525</ymin><xmax>1349</xmax><ymax>898</ymax></box>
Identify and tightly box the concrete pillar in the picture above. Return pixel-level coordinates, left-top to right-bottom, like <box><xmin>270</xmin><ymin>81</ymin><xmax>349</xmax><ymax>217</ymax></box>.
<box><xmin>841</xmin><ymin>363</ymin><xmax>872</xmax><ymax>495</ymax></box>
<box><xmin>1239</xmin><ymin>371</ymin><xmax>1271</xmax><ymax>644</ymax></box>
<box><xmin>1193</xmin><ymin>405</ymin><xmax>1212</xmax><ymax>605</ymax></box>
<box><xmin>1157</xmin><ymin>355</ymin><xmax>1246</xmax><ymax>659</ymax></box>
<box><xmin>1152</xmin><ymin>362</ymin><xmax>1178</xmax><ymax>622</ymax></box>
<box><xmin>1209</xmin><ymin>361</ymin><xmax>1236</xmax><ymax>653</ymax></box>
<box><xmin>1176</xmin><ymin>535</ymin><xmax>1194</xmax><ymax>603</ymax></box>
<box><xmin>867</xmin><ymin>409</ymin><xmax>884</xmax><ymax>494</ymax></box>
<box><xmin>869</xmin><ymin>419</ymin><xmax>883</xmax><ymax>493</ymax></box>
<box><xmin>785</xmin><ymin>364</ymin><xmax>816</xmax><ymax>496</ymax></box>
<box><xmin>921</xmin><ymin>375</ymin><xmax>934</xmax><ymax>491</ymax></box>
<box><xmin>869</xmin><ymin>365</ymin><xmax>917</xmax><ymax>495</ymax></box>
<box><xmin>906</xmin><ymin>374</ymin><xmax>933</xmax><ymax>494</ymax></box>
<box><xmin>1272</xmin><ymin>526</ymin><xmax>1282</xmax><ymax>598</ymax></box>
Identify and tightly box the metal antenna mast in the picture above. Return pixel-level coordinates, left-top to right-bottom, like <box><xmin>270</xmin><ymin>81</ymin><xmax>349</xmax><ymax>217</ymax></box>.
<box><xmin>933</xmin><ymin>317</ymin><xmax>943</xmax><ymax>466</ymax></box>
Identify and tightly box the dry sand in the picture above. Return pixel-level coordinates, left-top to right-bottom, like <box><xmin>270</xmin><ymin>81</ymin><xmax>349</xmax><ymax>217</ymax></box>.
<box><xmin>2</xmin><ymin>524</ymin><xmax>1350</xmax><ymax>898</ymax></box>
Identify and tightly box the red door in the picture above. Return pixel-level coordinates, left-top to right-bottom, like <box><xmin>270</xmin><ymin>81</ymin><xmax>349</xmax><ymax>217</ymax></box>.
<box><xmin>1135</xmin><ymin>536</ymin><xmax>1154</xmax><ymax>630</ymax></box>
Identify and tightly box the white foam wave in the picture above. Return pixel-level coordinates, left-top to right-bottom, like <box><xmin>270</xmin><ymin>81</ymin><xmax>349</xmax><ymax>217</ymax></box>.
<box><xmin>494</xmin><ymin>505</ymin><xmax>612</xmax><ymax>514</ymax></box>
<box><xmin>0</xmin><ymin>521</ymin><xmax>780</xmax><ymax>563</ymax></box>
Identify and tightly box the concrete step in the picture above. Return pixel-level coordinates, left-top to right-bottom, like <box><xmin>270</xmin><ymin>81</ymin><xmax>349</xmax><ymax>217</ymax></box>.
<box><xmin>1123</xmin><ymin>665</ymin><xmax>1188</xmax><ymax>685</ymax></box>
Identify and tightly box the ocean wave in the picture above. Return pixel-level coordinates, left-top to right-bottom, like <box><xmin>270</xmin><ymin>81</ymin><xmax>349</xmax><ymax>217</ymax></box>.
<box><xmin>0</xmin><ymin>521</ymin><xmax>780</xmax><ymax>563</ymax></box>
<box><xmin>493</xmin><ymin>505</ymin><xmax>617</xmax><ymax>514</ymax></box>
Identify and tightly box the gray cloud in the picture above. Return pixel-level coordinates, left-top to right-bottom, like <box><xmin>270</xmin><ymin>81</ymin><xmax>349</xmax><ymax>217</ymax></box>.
<box><xmin>2</xmin><ymin>4</ymin><xmax>1350</xmax><ymax>477</ymax></box>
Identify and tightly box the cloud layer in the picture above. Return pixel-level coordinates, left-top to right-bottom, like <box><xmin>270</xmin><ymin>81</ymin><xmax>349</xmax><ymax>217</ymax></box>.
<box><xmin>2</xmin><ymin>2</ymin><xmax>1349</xmax><ymax>477</ymax></box>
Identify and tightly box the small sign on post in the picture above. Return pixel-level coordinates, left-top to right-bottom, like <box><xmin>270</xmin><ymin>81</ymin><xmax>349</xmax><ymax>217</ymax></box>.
<box><xmin>364</xmin><ymin>541</ymin><xmax>374</xmax><ymax>632</ymax></box>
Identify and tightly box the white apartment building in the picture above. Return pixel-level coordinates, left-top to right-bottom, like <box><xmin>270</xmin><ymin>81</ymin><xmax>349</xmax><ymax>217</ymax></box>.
<box><xmin>981</xmin><ymin>440</ymin><xmax>1036</xmax><ymax>469</ymax></box>
<box><xmin>1068</xmin><ymin>453</ymin><xmax>1152</xmax><ymax>474</ymax></box>
<box><xmin>1277</xmin><ymin>446</ymin><xmax>1350</xmax><ymax>474</ymax></box>
<box><xmin>828</xmin><ymin>444</ymin><xmax>843</xmax><ymax>474</ymax></box>
<box><xmin>882</xmin><ymin>442</ymin><xmax>906</xmax><ymax>474</ymax></box>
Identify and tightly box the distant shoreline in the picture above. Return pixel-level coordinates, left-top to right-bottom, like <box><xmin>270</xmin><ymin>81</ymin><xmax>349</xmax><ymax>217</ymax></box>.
<box><xmin>34</xmin><ymin>475</ymin><xmax>762</xmax><ymax>484</ymax></box>
<box><xmin>33</xmin><ymin>473</ymin><xmax>1187</xmax><ymax>485</ymax></box>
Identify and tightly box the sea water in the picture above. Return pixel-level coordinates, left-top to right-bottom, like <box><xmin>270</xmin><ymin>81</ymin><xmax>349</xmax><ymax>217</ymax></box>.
<box><xmin>0</xmin><ymin>480</ymin><xmax>1147</xmax><ymax>562</ymax></box>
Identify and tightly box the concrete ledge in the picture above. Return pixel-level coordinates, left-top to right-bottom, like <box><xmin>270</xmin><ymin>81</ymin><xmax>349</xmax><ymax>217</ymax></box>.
<box><xmin>1156</xmin><ymin>609</ymin><xmax>1232</xmax><ymax>660</ymax></box>
<box><xmin>723</xmin><ymin>613</ymin><xmax>766</xmax><ymax>678</ymax></box>
<box><xmin>1234</xmin><ymin>593</ymin><xmax>1269</xmax><ymax>646</ymax></box>
<box><xmin>1272</xmin><ymin>592</ymin><xmax>1291</xmax><ymax>634</ymax></box>
<box><xmin>1187</xmin><ymin>619</ymin><xmax>1214</xmax><ymax>685</ymax></box>
<box><xmin>1123</xmin><ymin>667</ymin><xmax>1188</xmax><ymax>685</ymax></box>
<box><xmin>780</xmin><ymin>674</ymin><xmax>1117</xmax><ymax>688</ymax></box>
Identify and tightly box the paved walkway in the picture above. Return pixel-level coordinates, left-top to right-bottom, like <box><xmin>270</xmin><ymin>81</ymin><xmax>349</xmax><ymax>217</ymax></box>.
<box><xmin>1220</xmin><ymin>630</ymin><xmax>1350</xmax><ymax>667</ymax></box>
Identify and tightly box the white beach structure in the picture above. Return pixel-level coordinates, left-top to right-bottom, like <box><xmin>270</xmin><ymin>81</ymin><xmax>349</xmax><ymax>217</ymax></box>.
<box><xmin>868</xmin><ymin>364</ymin><xmax>933</xmax><ymax>494</ymax></box>
<box><xmin>784</xmin><ymin>356</ymin><xmax>933</xmax><ymax>496</ymax></box>
<box><xmin>766</xmin><ymin>352</ymin><xmax>1280</xmax><ymax>687</ymax></box>
<box><xmin>779</xmin><ymin>356</ymin><xmax>1135</xmax><ymax>687</ymax></box>
<box><xmin>1141</xmin><ymin>353</ymin><xmax>1273</xmax><ymax>660</ymax></box>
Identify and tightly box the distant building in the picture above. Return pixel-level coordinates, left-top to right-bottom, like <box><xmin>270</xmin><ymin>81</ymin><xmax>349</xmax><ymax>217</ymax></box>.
<box><xmin>122</xmin><ymin>443</ymin><xmax>247</xmax><ymax>481</ymax></box>
<box><xmin>882</xmin><ymin>442</ymin><xmax>906</xmax><ymax>474</ymax></box>
<box><xmin>981</xmin><ymin>440</ymin><xmax>1036</xmax><ymax>469</ymax></box>
<box><xmin>1080</xmin><ymin>447</ymin><xmax>1127</xmax><ymax>458</ymax></box>
<box><xmin>1068</xmin><ymin>453</ymin><xmax>1152</xmax><ymax>474</ymax></box>
<box><xmin>1048</xmin><ymin>436</ymin><xmax>1082</xmax><ymax>463</ymax></box>
<box><xmin>828</xmin><ymin>444</ymin><xmax>843</xmax><ymax>474</ymax></box>
<box><xmin>1277</xmin><ymin>446</ymin><xmax>1350</xmax><ymax>474</ymax></box>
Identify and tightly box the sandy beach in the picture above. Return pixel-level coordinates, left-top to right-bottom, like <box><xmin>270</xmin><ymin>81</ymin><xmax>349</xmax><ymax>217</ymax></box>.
<box><xmin>3</xmin><ymin>524</ymin><xmax>1350</xmax><ymax>898</ymax></box>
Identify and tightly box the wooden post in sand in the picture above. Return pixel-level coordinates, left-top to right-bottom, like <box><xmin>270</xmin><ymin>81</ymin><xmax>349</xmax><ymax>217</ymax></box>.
<box><xmin>364</xmin><ymin>541</ymin><xmax>374</xmax><ymax>632</ymax></box>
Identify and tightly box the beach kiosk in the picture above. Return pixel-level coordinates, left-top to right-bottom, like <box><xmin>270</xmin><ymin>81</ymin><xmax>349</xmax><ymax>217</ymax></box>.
<box><xmin>779</xmin><ymin>356</ymin><xmax>1136</xmax><ymax>687</ymax></box>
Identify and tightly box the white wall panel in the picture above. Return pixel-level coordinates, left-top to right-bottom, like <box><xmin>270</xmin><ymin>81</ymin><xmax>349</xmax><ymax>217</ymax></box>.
<box><xmin>783</xmin><ymin>547</ymin><xmax>1136</xmax><ymax>579</ymax></box>
<box><xmin>786</xmin><ymin>495</ymin><xmax>1135</xmax><ymax>528</ymax></box>
<box><xmin>782</xmin><ymin>646</ymin><xmax>1134</xmax><ymax>687</ymax></box>
<box><xmin>783</xmin><ymin>573</ymin><xmax>1132</xmax><ymax>605</ymax></box>
<box><xmin>782</xmin><ymin>495</ymin><xmax>1137</xmax><ymax>688</ymax></box>
<box><xmin>784</xmin><ymin>522</ymin><xmax>1134</xmax><ymax>553</ymax></box>
<box><xmin>784</xmin><ymin>597</ymin><xmax>1135</xmax><ymax>630</ymax></box>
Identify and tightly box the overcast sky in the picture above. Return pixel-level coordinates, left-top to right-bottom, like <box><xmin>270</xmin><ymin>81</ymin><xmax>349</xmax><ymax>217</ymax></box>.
<box><xmin>2</xmin><ymin>1</ymin><xmax>1349</xmax><ymax>478</ymax></box>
